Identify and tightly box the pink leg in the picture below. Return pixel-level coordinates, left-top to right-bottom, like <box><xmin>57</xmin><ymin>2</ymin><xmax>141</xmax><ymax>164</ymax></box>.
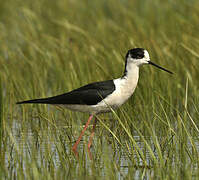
<box><xmin>88</xmin><ymin>118</ymin><xmax>97</xmax><ymax>159</ymax></box>
<box><xmin>72</xmin><ymin>115</ymin><xmax>93</xmax><ymax>157</ymax></box>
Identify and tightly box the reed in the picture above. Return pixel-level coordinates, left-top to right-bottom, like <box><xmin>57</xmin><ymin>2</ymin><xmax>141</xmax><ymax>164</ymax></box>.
<box><xmin>0</xmin><ymin>0</ymin><xmax>199</xmax><ymax>179</ymax></box>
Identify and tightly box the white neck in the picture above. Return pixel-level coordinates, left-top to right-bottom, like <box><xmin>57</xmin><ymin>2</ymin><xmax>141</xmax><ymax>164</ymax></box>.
<box><xmin>123</xmin><ymin>63</ymin><xmax>139</xmax><ymax>85</ymax></box>
<box><xmin>107</xmin><ymin>63</ymin><xmax>139</xmax><ymax>107</ymax></box>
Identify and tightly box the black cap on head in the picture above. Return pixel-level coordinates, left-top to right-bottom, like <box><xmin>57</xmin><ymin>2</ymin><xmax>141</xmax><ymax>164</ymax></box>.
<box><xmin>126</xmin><ymin>48</ymin><xmax>145</xmax><ymax>59</ymax></box>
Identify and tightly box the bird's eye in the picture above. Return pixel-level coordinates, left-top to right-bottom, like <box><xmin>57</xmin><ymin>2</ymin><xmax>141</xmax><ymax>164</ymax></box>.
<box><xmin>134</xmin><ymin>53</ymin><xmax>144</xmax><ymax>59</ymax></box>
<box><xmin>136</xmin><ymin>55</ymin><xmax>143</xmax><ymax>59</ymax></box>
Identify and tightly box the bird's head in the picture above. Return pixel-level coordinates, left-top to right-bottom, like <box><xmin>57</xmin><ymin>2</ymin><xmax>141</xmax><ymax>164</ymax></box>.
<box><xmin>125</xmin><ymin>48</ymin><xmax>149</xmax><ymax>66</ymax></box>
<box><xmin>125</xmin><ymin>48</ymin><xmax>173</xmax><ymax>74</ymax></box>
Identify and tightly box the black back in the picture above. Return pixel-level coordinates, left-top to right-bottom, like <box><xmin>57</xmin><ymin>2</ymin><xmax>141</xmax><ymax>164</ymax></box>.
<box><xmin>16</xmin><ymin>80</ymin><xmax>115</xmax><ymax>105</ymax></box>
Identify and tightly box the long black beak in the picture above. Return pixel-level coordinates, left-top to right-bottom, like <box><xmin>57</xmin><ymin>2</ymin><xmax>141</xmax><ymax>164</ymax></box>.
<box><xmin>148</xmin><ymin>61</ymin><xmax>173</xmax><ymax>74</ymax></box>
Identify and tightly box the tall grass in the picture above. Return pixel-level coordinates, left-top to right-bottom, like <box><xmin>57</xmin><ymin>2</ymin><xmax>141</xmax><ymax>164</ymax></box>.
<box><xmin>0</xmin><ymin>0</ymin><xmax>199</xmax><ymax>179</ymax></box>
<box><xmin>0</xmin><ymin>77</ymin><xmax>3</xmax><ymax>151</ymax></box>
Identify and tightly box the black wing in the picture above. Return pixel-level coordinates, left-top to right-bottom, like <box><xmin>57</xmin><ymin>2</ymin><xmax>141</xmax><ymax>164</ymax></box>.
<box><xmin>16</xmin><ymin>80</ymin><xmax>115</xmax><ymax>105</ymax></box>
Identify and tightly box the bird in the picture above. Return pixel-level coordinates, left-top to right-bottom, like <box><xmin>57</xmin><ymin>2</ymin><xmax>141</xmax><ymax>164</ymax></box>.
<box><xmin>16</xmin><ymin>48</ymin><xmax>173</xmax><ymax>158</ymax></box>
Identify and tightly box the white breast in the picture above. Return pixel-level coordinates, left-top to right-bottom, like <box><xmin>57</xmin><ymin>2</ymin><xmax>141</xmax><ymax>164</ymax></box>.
<box><xmin>96</xmin><ymin>77</ymin><xmax>138</xmax><ymax>108</ymax></box>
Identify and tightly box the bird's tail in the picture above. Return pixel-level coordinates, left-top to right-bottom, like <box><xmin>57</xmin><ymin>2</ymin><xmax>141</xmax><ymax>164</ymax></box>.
<box><xmin>16</xmin><ymin>98</ymin><xmax>52</xmax><ymax>104</ymax></box>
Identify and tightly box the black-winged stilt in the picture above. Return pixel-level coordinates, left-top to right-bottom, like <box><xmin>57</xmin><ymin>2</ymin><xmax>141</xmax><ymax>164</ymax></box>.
<box><xmin>16</xmin><ymin>48</ymin><xmax>172</xmax><ymax>158</ymax></box>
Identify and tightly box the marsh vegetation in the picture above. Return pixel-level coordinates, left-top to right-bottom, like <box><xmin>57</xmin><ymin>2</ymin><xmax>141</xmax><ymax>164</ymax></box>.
<box><xmin>0</xmin><ymin>0</ymin><xmax>199</xmax><ymax>179</ymax></box>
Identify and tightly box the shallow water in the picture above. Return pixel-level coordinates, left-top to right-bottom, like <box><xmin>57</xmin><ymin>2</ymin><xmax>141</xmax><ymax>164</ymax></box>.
<box><xmin>5</xmin><ymin>121</ymin><xmax>144</xmax><ymax>179</ymax></box>
<box><xmin>5</xmin><ymin>117</ymin><xmax>199</xmax><ymax>179</ymax></box>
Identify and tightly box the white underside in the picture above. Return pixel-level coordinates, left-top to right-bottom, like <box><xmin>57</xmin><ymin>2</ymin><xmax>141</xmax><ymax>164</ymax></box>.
<box><xmin>61</xmin><ymin>64</ymin><xmax>139</xmax><ymax>114</ymax></box>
